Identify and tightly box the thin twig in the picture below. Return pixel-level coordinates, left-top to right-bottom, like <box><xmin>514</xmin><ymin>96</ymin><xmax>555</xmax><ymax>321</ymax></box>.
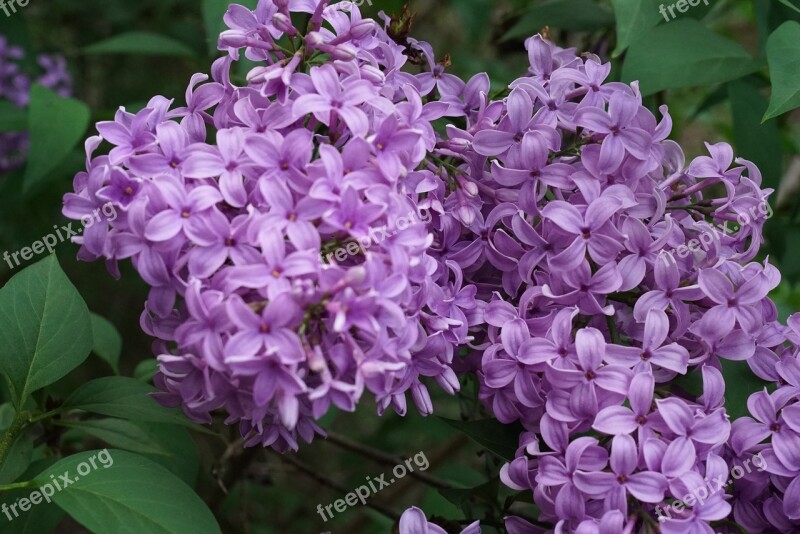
<box><xmin>271</xmin><ymin>450</ymin><xmax>401</xmax><ymax>522</ymax></box>
<box><xmin>324</xmin><ymin>431</ymin><xmax>457</xmax><ymax>490</ymax></box>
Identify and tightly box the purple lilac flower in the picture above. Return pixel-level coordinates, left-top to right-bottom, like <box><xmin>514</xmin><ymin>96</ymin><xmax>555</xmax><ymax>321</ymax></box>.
<box><xmin>61</xmin><ymin>2</ymin><xmax>800</xmax><ymax>531</ymax></box>
<box><xmin>63</xmin><ymin>0</ymin><xmax>473</xmax><ymax>453</ymax></box>
<box><xmin>422</xmin><ymin>32</ymin><xmax>798</xmax><ymax>533</ymax></box>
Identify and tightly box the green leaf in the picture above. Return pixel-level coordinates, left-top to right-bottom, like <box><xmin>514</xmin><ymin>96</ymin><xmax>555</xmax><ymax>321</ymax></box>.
<box><xmin>133</xmin><ymin>359</ymin><xmax>158</xmax><ymax>382</ymax></box>
<box><xmin>778</xmin><ymin>0</ymin><xmax>800</xmax><ymax>15</ymax></box>
<box><xmin>62</xmin><ymin>419</ymin><xmax>170</xmax><ymax>456</ymax></box>
<box><xmin>503</xmin><ymin>0</ymin><xmax>614</xmax><ymax>41</ymax></box>
<box><xmin>610</xmin><ymin>0</ymin><xmax>662</xmax><ymax>56</ymax></box>
<box><xmin>0</xmin><ymin>256</ymin><xmax>93</xmax><ymax>408</ymax></box>
<box><xmin>0</xmin><ymin>102</ymin><xmax>27</xmax><ymax>132</ymax></box>
<box><xmin>763</xmin><ymin>21</ymin><xmax>800</xmax><ymax>120</ymax></box>
<box><xmin>671</xmin><ymin>367</ymin><xmax>703</xmax><ymax>397</ymax></box>
<box><xmin>438</xmin><ymin>418</ymin><xmax>522</xmax><ymax>461</ymax></box>
<box><xmin>720</xmin><ymin>360</ymin><xmax>773</xmax><ymax>419</ymax></box>
<box><xmin>728</xmin><ymin>78</ymin><xmax>782</xmax><ymax>190</ymax></box>
<box><xmin>0</xmin><ymin>434</ymin><xmax>33</xmax><ymax>484</ymax></box>
<box><xmin>143</xmin><ymin>424</ymin><xmax>199</xmax><ymax>486</ymax></box>
<box><xmin>439</xmin><ymin>477</ymin><xmax>500</xmax><ymax>518</ymax></box>
<box><xmin>24</xmin><ymin>85</ymin><xmax>90</xmax><ymax>191</ymax></box>
<box><xmin>65</xmin><ymin>418</ymin><xmax>200</xmax><ymax>485</ymax></box>
<box><xmin>61</xmin><ymin>376</ymin><xmax>211</xmax><ymax>433</ymax></box>
<box><xmin>2</xmin><ymin>491</ymin><xmax>64</xmax><ymax>533</ymax></box>
<box><xmin>32</xmin><ymin>450</ymin><xmax>220</xmax><ymax>534</ymax></box>
<box><xmin>2</xmin><ymin>457</ymin><xmax>65</xmax><ymax>532</ymax></box>
<box><xmin>90</xmin><ymin>313</ymin><xmax>122</xmax><ymax>374</ymax></box>
<box><xmin>84</xmin><ymin>31</ymin><xmax>196</xmax><ymax>57</ymax></box>
<box><xmin>622</xmin><ymin>19</ymin><xmax>760</xmax><ymax>95</ymax></box>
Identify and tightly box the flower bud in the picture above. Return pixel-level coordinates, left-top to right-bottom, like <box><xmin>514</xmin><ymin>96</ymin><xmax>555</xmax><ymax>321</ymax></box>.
<box><xmin>329</xmin><ymin>44</ymin><xmax>357</xmax><ymax>62</ymax></box>
<box><xmin>349</xmin><ymin>19</ymin><xmax>375</xmax><ymax>40</ymax></box>
<box><xmin>305</xmin><ymin>31</ymin><xmax>325</xmax><ymax>49</ymax></box>
<box><xmin>218</xmin><ymin>30</ymin><xmax>249</xmax><ymax>49</ymax></box>
<box><xmin>272</xmin><ymin>13</ymin><xmax>296</xmax><ymax>36</ymax></box>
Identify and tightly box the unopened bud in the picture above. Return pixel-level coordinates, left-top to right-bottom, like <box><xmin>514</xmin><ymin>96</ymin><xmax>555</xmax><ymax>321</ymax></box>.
<box><xmin>345</xmin><ymin>266</ymin><xmax>367</xmax><ymax>285</ymax></box>
<box><xmin>329</xmin><ymin>44</ymin><xmax>357</xmax><ymax>61</ymax></box>
<box><xmin>305</xmin><ymin>31</ymin><xmax>325</xmax><ymax>49</ymax></box>
<box><xmin>458</xmin><ymin>205</ymin><xmax>475</xmax><ymax>226</ymax></box>
<box><xmin>350</xmin><ymin>19</ymin><xmax>375</xmax><ymax>40</ymax></box>
<box><xmin>272</xmin><ymin>13</ymin><xmax>296</xmax><ymax>36</ymax></box>
<box><xmin>218</xmin><ymin>30</ymin><xmax>249</xmax><ymax>49</ymax></box>
<box><xmin>461</xmin><ymin>179</ymin><xmax>479</xmax><ymax>197</ymax></box>
<box><xmin>359</xmin><ymin>65</ymin><xmax>385</xmax><ymax>85</ymax></box>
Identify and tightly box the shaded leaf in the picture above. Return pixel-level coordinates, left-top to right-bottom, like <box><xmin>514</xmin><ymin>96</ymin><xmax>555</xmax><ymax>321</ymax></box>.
<box><xmin>143</xmin><ymin>424</ymin><xmax>199</xmax><ymax>486</ymax></box>
<box><xmin>728</xmin><ymin>78</ymin><xmax>782</xmax><ymax>189</ymax></box>
<box><xmin>32</xmin><ymin>450</ymin><xmax>220</xmax><ymax>534</ymax></box>
<box><xmin>24</xmin><ymin>85</ymin><xmax>90</xmax><ymax>191</ymax></box>
<box><xmin>720</xmin><ymin>360</ymin><xmax>774</xmax><ymax>419</ymax></box>
<box><xmin>133</xmin><ymin>359</ymin><xmax>158</xmax><ymax>382</ymax></box>
<box><xmin>62</xmin><ymin>418</ymin><xmax>170</xmax><ymax>456</ymax></box>
<box><xmin>503</xmin><ymin>0</ymin><xmax>614</xmax><ymax>41</ymax></box>
<box><xmin>438</xmin><ymin>417</ymin><xmax>521</xmax><ymax>461</ymax></box>
<box><xmin>0</xmin><ymin>102</ymin><xmax>26</xmax><ymax>132</ymax></box>
<box><xmin>622</xmin><ymin>19</ymin><xmax>759</xmax><ymax>95</ymax></box>
<box><xmin>778</xmin><ymin>0</ymin><xmax>800</xmax><ymax>15</ymax></box>
<box><xmin>439</xmin><ymin>477</ymin><xmax>500</xmax><ymax>518</ymax></box>
<box><xmin>61</xmin><ymin>377</ymin><xmax>211</xmax><ymax>433</ymax></box>
<box><xmin>764</xmin><ymin>21</ymin><xmax>800</xmax><ymax>120</ymax></box>
<box><xmin>0</xmin><ymin>256</ymin><xmax>92</xmax><ymax>408</ymax></box>
<box><xmin>84</xmin><ymin>31</ymin><xmax>196</xmax><ymax>57</ymax></box>
<box><xmin>610</xmin><ymin>0</ymin><xmax>662</xmax><ymax>56</ymax></box>
<box><xmin>90</xmin><ymin>313</ymin><xmax>122</xmax><ymax>374</ymax></box>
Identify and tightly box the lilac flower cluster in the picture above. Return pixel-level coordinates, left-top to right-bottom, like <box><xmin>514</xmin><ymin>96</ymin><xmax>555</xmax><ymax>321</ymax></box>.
<box><xmin>420</xmin><ymin>36</ymin><xmax>798</xmax><ymax>532</ymax></box>
<box><xmin>62</xmin><ymin>0</ymin><xmax>800</xmax><ymax>530</ymax></box>
<box><xmin>0</xmin><ymin>35</ymin><xmax>71</xmax><ymax>173</ymax></box>
<box><xmin>62</xmin><ymin>0</ymin><xmax>474</xmax><ymax>452</ymax></box>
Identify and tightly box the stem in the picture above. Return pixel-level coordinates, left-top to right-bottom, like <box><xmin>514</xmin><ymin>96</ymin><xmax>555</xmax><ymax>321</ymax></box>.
<box><xmin>638</xmin><ymin>507</ymin><xmax>661</xmax><ymax>533</ymax></box>
<box><xmin>28</xmin><ymin>408</ymin><xmax>61</xmax><ymax>424</ymax></box>
<box><xmin>0</xmin><ymin>480</ymin><xmax>37</xmax><ymax>492</ymax></box>
<box><xmin>428</xmin><ymin>155</ymin><xmax>467</xmax><ymax>176</ymax></box>
<box><xmin>271</xmin><ymin>450</ymin><xmax>400</xmax><ymax>522</ymax></box>
<box><xmin>0</xmin><ymin>410</ymin><xmax>29</xmax><ymax>467</ymax></box>
<box><xmin>606</xmin><ymin>315</ymin><xmax>621</xmax><ymax>344</ymax></box>
<box><xmin>324</xmin><ymin>431</ymin><xmax>457</xmax><ymax>490</ymax></box>
<box><xmin>209</xmin><ymin>440</ymin><xmax>259</xmax><ymax>510</ymax></box>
